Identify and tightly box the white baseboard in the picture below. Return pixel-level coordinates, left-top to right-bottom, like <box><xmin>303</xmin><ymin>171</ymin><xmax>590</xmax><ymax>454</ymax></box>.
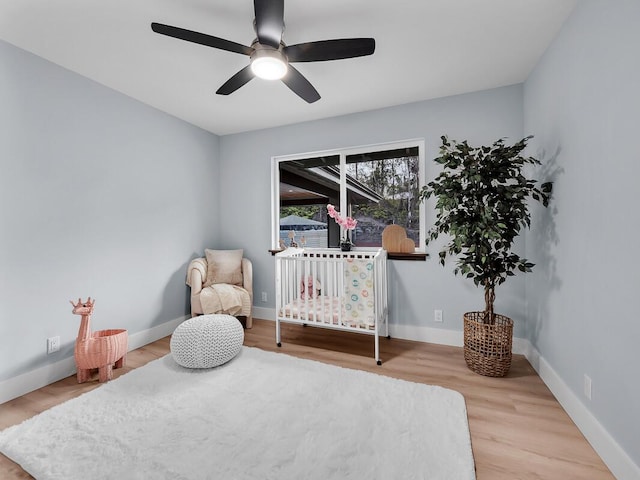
<box><xmin>388</xmin><ymin>323</ymin><xmax>464</xmax><ymax>347</ymax></box>
<box><xmin>251</xmin><ymin>306</ymin><xmax>275</xmax><ymax>321</ymax></box>
<box><xmin>391</xmin><ymin>324</ymin><xmax>535</xmax><ymax>356</ymax></box>
<box><xmin>0</xmin><ymin>315</ymin><xmax>188</xmax><ymax>405</ymax></box>
<box><xmin>0</xmin><ymin>357</ymin><xmax>78</xmax><ymax>406</ymax></box>
<box><xmin>524</xmin><ymin>344</ymin><xmax>639</xmax><ymax>480</ymax></box>
<box><xmin>127</xmin><ymin>315</ymin><xmax>187</xmax><ymax>351</ymax></box>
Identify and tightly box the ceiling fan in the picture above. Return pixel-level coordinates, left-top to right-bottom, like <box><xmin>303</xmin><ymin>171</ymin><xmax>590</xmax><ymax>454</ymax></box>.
<box><xmin>151</xmin><ymin>0</ymin><xmax>375</xmax><ymax>103</ymax></box>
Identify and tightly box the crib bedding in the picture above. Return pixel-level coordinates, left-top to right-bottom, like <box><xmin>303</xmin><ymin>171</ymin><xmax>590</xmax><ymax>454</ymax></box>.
<box><xmin>279</xmin><ymin>295</ymin><xmax>375</xmax><ymax>329</ymax></box>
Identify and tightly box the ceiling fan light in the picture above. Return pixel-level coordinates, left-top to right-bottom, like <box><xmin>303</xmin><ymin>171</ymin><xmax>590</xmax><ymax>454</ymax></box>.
<box><xmin>251</xmin><ymin>50</ymin><xmax>288</xmax><ymax>80</ymax></box>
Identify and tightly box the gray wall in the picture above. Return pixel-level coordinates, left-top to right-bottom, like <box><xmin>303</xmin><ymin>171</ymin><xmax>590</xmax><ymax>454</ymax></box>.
<box><xmin>218</xmin><ymin>84</ymin><xmax>528</xmax><ymax>337</ymax></box>
<box><xmin>524</xmin><ymin>0</ymin><xmax>640</xmax><ymax>467</ymax></box>
<box><xmin>0</xmin><ymin>40</ymin><xmax>220</xmax><ymax>382</ymax></box>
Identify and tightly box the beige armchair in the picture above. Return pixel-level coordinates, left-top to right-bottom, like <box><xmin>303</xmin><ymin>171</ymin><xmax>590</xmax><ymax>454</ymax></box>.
<box><xmin>186</xmin><ymin>250</ymin><xmax>253</xmax><ymax>328</ymax></box>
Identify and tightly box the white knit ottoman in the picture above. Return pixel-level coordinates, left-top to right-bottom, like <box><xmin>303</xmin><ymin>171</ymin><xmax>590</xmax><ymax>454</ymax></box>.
<box><xmin>170</xmin><ymin>314</ymin><xmax>244</xmax><ymax>369</ymax></box>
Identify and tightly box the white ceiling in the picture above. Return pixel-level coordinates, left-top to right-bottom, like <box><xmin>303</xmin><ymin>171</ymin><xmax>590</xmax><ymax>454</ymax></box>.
<box><xmin>0</xmin><ymin>0</ymin><xmax>577</xmax><ymax>136</ymax></box>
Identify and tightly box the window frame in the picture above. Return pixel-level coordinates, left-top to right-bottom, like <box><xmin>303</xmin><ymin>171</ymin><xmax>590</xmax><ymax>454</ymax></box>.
<box><xmin>271</xmin><ymin>138</ymin><xmax>426</xmax><ymax>252</ymax></box>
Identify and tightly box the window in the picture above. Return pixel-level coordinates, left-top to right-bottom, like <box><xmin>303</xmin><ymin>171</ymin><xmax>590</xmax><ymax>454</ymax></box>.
<box><xmin>272</xmin><ymin>140</ymin><xmax>425</xmax><ymax>251</ymax></box>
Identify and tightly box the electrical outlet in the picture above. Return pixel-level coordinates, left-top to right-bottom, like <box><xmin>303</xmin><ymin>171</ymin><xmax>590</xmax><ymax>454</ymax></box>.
<box><xmin>584</xmin><ymin>374</ymin><xmax>592</xmax><ymax>400</ymax></box>
<box><xmin>261</xmin><ymin>291</ymin><xmax>268</xmax><ymax>302</ymax></box>
<box><xmin>434</xmin><ymin>309</ymin><xmax>443</xmax><ymax>323</ymax></box>
<box><xmin>47</xmin><ymin>336</ymin><xmax>60</xmax><ymax>354</ymax></box>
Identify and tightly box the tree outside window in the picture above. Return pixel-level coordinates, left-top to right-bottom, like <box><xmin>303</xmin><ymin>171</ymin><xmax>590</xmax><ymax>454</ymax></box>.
<box><xmin>346</xmin><ymin>149</ymin><xmax>420</xmax><ymax>247</ymax></box>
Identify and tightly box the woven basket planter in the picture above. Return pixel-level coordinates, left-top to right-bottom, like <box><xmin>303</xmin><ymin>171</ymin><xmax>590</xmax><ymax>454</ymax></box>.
<box><xmin>463</xmin><ymin>312</ymin><xmax>513</xmax><ymax>377</ymax></box>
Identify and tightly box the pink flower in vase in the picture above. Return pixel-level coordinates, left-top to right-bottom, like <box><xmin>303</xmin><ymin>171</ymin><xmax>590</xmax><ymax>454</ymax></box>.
<box><xmin>327</xmin><ymin>204</ymin><xmax>343</xmax><ymax>224</ymax></box>
<box><xmin>344</xmin><ymin>216</ymin><xmax>358</xmax><ymax>231</ymax></box>
<box><xmin>327</xmin><ymin>204</ymin><xmax>358</xmax><ymax>248</ymax></box>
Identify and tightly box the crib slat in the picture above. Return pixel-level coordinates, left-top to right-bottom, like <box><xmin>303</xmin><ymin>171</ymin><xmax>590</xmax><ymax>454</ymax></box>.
<box><xmin>311</xmin><ymin>260</ymin><xmax>317</xmax><ymax>325</ymax></box>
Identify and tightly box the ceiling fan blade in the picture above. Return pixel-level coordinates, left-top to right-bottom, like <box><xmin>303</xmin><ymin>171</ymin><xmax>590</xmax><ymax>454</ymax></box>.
<box><xmin>216</xmin><ymin>66</ymin><xmax>255</xmax><ymax>96</ymax></box>
<box><xmin>285</xmin><ymin>38</ymin><xmax>376</xmax><ymax>62</ymax></box>
<box><xmin>254</xmin><ymin>0</ymin><xmax>284</xmax><ymax>48</ymax></box>
<box><xmin>151</xmin><ymin>23</ymin><xmax>254</xmax><ymax>56</ymax></box>
<box><xmin>281</xmin><ymin>65</ymin><xmax>320</xmax><ymax>104</ymax></box>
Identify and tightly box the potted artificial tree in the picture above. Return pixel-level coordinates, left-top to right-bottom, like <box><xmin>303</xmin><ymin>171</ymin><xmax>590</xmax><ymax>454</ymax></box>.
<box><xmin>420</xmin><ymin>135</ymin><xmax>552</xmax><ymax>377</ymax></box>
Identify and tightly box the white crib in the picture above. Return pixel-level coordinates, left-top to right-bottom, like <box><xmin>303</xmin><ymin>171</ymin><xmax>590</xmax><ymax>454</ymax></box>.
<box><xmin>275</xmin><ymin>248</ymin><xmax>388</xmax><ymax>365</ymax></box>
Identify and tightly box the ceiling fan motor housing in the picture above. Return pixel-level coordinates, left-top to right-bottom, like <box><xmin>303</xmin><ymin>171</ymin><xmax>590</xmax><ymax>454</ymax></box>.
<box><xmin>250</xmin><ymin>42</ymin><xmax>289</xmax><ymax>80</ymax></box>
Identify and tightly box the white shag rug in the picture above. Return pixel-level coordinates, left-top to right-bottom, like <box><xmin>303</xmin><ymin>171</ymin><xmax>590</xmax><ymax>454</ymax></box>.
<box><xmin>0</xmin><ymin>347</ymin><xmax>475</xmax><ymax>480</ymax></box>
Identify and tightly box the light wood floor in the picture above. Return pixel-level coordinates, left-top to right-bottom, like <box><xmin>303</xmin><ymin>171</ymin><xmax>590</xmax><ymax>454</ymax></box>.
<box><xmin>0</xmin><ymin>319</ymin><xmax>614</xmax><ymax>479</ymax></box>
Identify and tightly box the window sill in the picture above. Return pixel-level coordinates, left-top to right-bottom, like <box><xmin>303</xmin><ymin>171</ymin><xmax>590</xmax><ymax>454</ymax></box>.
<box><xmin>387</xmin><ymin>252</ymin><xmax>428</xmax><ymax>261</ymax></box>
<box><xmin>269</xmin><ymin>248</ymin><xmax>428</xmax><ymax>261</ymax></box>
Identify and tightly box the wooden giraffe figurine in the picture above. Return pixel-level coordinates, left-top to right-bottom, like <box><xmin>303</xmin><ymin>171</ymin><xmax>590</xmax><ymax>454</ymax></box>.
<box><xmin>71</xmin><ymin>297</ymin><xmax>128</xmax><ymax>383</ymax></box>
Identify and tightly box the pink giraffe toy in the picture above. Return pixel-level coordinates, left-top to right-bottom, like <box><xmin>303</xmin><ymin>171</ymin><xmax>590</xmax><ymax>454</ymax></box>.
<box><xmin>70</xmin><ymin>297</ymin><xmax>128</xmax><ymax>383</ymax></box>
